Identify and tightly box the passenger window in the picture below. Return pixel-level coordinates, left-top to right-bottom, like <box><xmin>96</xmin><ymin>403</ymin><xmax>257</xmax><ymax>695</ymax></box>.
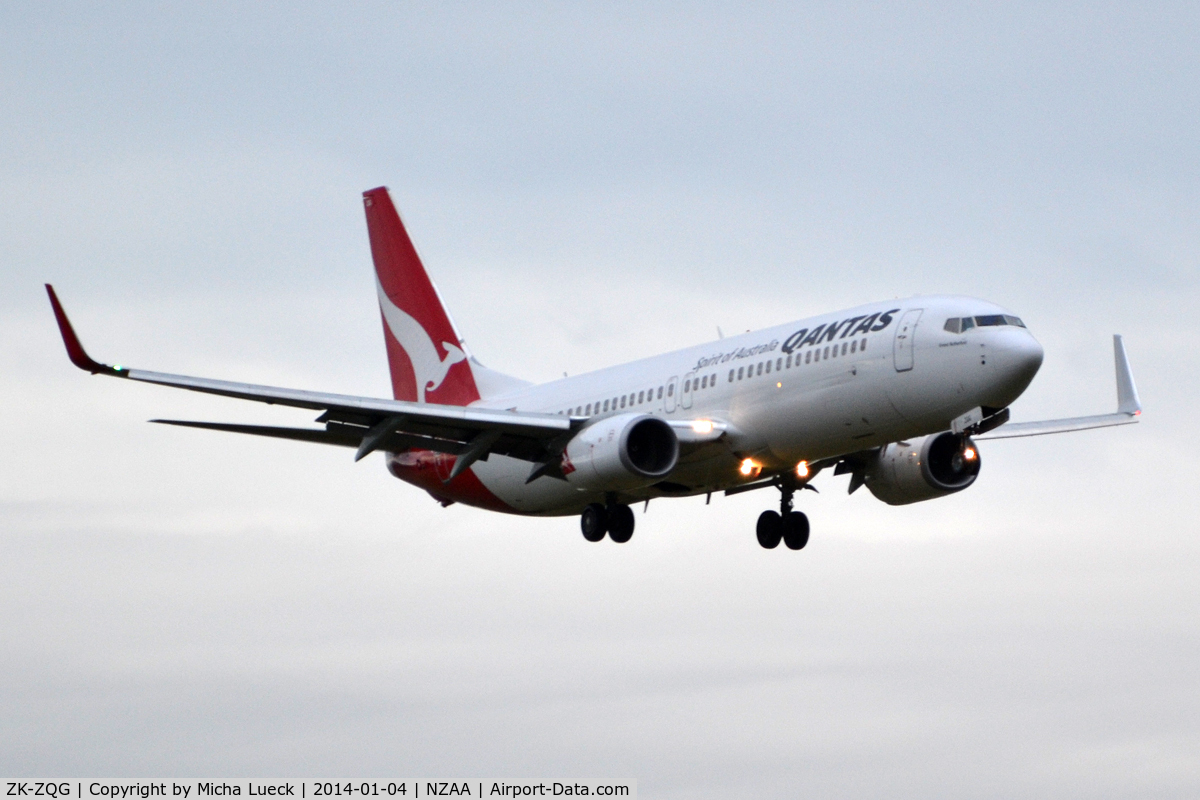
<box><xmin>841</xmin><ymin>343</ymin><xmax>848</xmax><ymax>356</ymax></box>
<box><xmin>850</xmin><ymin>340</ymin><xmax>857</xmax><ymax>353</ymax></box>
<box><xmin>943</xmin><ymin>318</ymin><xmax>961</xmax><ymax>333</ymax></box>
<box><xmin>684</xmin><ymin>379</ymin><xmax>690</xmax><ymax>392</ymax></box>
<box><xmin>805</xmin><ymin>351</ymin><xmax>811</xmax><ymax>364</ymax></box>
<box><xmin>667</xmin><ymin>384</ymin><xmax>674</xmax><ymax>396</ymax></box>
<box><xmin>603</xmin><ymin>400</ymin><xmax>609</xmax><ymax>412</ymax></box>
<box><xmin>765</xmin><ymin>360</ymin><xmax>771</xmax><ymax>374</ymax></box>
<box><xmin>657</xmin><ymin>386</ymin><xmax>663</xmax><ymax>399</ymax></box>
<box><xmin>861</xmin><ymin>338</ymin><xmax>867</xmax><ymax>350</ymax></box>
<box><xmin>737</xmin><ymin>366</ymin><xmax>744</xmax><ymax>380</ymax></box>
<box><xmin>756</xmin><ymin>363</ymin><xmax>762</xmax><ymax>376</ymax></box>
<box><xmin>638</xmin><ymin>390</ymin><xmax>645</xmax><ymax>403</ymax></box>
<box><xmin>728</xmin><ymin>369</ymin><xmax>735</xmax><ymax>382</ymax></box>
<box><xmin>620</xmin><ymin>396</ymin><xmax>626</xmax><ymax>408</ymax></box>
<box><xmin>585</xmin><ymin>403</ymin><xmax>591</xmax><ymax>415</ymax></box>
<box><xmin>776</xmin><ymin>358</ymin><xmax>782</xmax><ymax>371</ymax></box>
<box><xmin>786</xmin><ymin>354</ymin><xmax>792</xmax><ymax>368</ymax></box>
<box><xmin>823</xmin><ymin>346</ymin><xmax>830</xmax><ymax>359</ymax></box>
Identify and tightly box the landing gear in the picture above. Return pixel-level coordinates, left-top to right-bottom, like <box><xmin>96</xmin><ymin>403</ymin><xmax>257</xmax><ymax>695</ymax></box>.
<box><xmin>608</xmin><ymin>504</ymin><xmax>635</xmax><ymax>543</ymax></box>
<box><xmin>756</xmin><ymin>510</ymin><xmax>782</xmax><ymax>549</ymax></box>
<box><xmin>581</xmin><ymin>503</ymin><xmax>607</xmax><ymax>542</ymax></box>
<box><xmin>782</xmin><ymin>511</ymin><xmax>809</xmax><ymax>550</ymax></box>
<box><xmin>757</xmin><ymin>476</ymin><xmax>810</xmax><ymax>550</ymax></box>
<box><xmin>580</xmin><ymin>500</ymin><xmax>635</xmax><ymax>543</ymax></box>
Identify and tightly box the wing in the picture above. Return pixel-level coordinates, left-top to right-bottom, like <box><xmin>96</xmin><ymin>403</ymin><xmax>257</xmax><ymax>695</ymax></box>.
<box><xmin>977</xmin><ymin>334</ymin><xmax>1142</xmax><ymax>440</ymax></box>
<box><xmin>46</xmin><ymin>285</ymin><xmax>573</xmax><ymax>479</ymax></box>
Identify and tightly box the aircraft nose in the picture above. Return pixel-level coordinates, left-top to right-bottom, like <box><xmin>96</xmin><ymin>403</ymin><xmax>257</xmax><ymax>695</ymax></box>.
<box><xmin>990</xmin><ymin>332</ymin><xmax>1044</xmax><ymax>401</ymax></box>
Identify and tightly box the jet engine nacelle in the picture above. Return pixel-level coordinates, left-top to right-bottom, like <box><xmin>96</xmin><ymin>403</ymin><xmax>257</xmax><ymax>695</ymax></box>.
<box><xmin>564</xmin><ymin>413</ymin><xmax>679</xmax><ymax>491</ymax></box>
<box><xmin>864</xmin><ymin>432</ymin><xmax>981</xmax><ymax>506</ymax></box>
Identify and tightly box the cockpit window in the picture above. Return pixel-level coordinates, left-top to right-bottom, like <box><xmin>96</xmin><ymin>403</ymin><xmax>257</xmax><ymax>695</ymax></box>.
<box><xmin>946</xmin><ymin>314</ymin><xmax>1024</xmax><ymax>332</ymax></box>
<box><xmin>975</xmin><ymin>314</ymin><xmax>1026</xmax><ymax>328</ymax></box>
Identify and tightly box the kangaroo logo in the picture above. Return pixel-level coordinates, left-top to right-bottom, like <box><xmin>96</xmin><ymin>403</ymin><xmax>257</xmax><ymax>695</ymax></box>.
<box><xmin>376</xmin><ymin>279</ymin><xmax>466</xmax><ymax>402</ymax></box>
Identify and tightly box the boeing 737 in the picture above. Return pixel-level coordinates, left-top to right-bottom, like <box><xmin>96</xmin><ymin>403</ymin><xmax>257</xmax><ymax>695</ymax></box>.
<box><xmin>46</xmin><ymin>186</ymin><xmax>1143</xmax><ymax>549</ymax></box>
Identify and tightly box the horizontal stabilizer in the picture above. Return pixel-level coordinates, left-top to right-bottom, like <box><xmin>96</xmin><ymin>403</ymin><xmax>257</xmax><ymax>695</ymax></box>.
<box><xmin>978</xmin><ymin>335</ymin><xmax>1142</xmax><ymax>440</ymax></box>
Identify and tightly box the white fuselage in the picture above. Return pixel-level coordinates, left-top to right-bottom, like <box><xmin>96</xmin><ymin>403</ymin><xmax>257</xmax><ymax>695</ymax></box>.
<box><xmin>389</xmin><ymin>295</ymin><xmax>1044</xmax><ymax>515</ymax></box>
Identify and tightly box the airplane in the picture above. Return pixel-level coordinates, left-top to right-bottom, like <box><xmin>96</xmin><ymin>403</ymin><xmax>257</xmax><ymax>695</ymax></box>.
<box><xmin>45</xmin><ymin>186</ymin><xmax>1143</xmax><ymax>550</ymax></box>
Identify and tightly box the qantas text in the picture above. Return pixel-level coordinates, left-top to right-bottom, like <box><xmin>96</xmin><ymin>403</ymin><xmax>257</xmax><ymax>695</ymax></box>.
<box><xmin>692</xmin><ymin>308</ymin><xmax>899</xmax><ymax>371</ymax></box>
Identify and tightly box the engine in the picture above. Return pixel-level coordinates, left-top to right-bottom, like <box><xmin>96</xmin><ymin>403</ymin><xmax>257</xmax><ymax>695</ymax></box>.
<box><xmin>563</xmin><ymin>413</ymin><xmax>679</xmax><ymax>491</ymax></box>
<box><xmin>864</xmin><ymin>432</ymin><xmax>981</xmax><ymax>506</ymax></box>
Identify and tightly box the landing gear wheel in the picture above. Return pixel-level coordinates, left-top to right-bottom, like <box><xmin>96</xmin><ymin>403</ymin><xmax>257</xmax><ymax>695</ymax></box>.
<box><xmin>581</xmin><ymin>503</ymin><xmax>608</xmax><ymax>542</ymax></box>
<box><xmin>756</xmin><ymin>510</ymin><xmax>783</xmax><ymax>549</ymax></box>
<box><xmin>607</xmin><ymin>504</ymin><xmax>635</xmax><ymax>543</ymax></box>
<box><xmin>782</xmin><ymin>511</ymin><xmax>810</xmax><ymax>550</ymax></box>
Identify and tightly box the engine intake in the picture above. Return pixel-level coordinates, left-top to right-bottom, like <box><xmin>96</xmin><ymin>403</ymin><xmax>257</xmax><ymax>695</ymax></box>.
<box><xmin>864</xmin><ymin>431</ymin><xmax>980</xmax><ymax>506</ymax></box>
<box><xmin>564</xmin><ymin>413</ymin><xmax>679</xmax><ymax>491</ymax></box>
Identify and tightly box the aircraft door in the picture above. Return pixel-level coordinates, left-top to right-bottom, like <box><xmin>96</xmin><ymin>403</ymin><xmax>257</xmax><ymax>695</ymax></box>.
<box><xmin>681</xmin><ymin>371</ymin><xmax>695</xmax><ymax>410</ymax></box>
<box><xmin>665</xmin><ymin>376</ymin><xmax>678</xmax><ymax>412</ymax></box>
<box><xmin>893</xmin><ymin>309</ymin><xmax>923</xmax><ymax>372</ymax></box>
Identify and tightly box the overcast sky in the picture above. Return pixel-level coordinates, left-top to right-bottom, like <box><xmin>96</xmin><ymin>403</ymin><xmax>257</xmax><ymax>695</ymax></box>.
<box><xmin>2</xmin><ymin>3</ymin><xmax>1198</xmax><ymax>796</ymax></box>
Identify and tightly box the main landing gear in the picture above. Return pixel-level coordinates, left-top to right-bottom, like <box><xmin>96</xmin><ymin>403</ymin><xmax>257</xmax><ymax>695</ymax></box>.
<box><xmin>756</xmin><ymin>478</ymin><xmax>809</xmax><ymax>551</ymax></box>
<box><xmin>581</xmin><ymin>500</ymin><xmax>635</xmax><ymax>543</ymax></box>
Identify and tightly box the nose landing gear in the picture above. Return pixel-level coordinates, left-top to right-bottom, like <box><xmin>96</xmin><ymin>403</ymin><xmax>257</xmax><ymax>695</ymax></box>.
<box><xmin>757</xmin><ymin>477</ymin><xmax>810</xmax><ymax>551</ymax></box>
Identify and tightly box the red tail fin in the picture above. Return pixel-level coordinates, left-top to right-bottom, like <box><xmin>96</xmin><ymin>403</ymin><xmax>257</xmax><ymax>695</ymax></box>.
<box><xmin>363</xmin><ymin>187</ymin><xmax>480</xmax><ymax>405</ymax></box>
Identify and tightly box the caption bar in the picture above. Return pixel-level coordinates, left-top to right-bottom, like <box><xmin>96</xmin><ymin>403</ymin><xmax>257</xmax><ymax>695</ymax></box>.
<box><xmin>5</xmin><ymin>783</ymin><xmax>635</xmax><ymax>800</ymax></box>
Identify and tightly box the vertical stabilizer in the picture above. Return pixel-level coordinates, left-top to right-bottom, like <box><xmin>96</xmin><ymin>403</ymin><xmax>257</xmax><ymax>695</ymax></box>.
<box><xmin>363</xmin><ymin>187</ymin><xmax>480</xmax><ymax>405</ymax></box>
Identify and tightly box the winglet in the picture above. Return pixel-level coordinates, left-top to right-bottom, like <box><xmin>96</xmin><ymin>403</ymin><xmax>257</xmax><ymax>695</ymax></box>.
<box><xmin>1113</xmin><ymin>334</ymin><xmax>1141</xmax><ymax>415</ymax></box>
<box><xmin>44</xmin><ymin>285</ymin><xmax>126</xmax><ymax>375</ymax></box>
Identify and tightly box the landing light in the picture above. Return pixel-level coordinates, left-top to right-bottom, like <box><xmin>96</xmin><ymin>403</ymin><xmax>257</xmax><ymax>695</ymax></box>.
<box><xmin>739</xmin><ymin>458</ymin><xmax>759</xmax><ymax>477</ymax></box>
<box><xmin>963</xmin><ymin>447</ymin><xmax>977</xmax><ymax>461</ymax></box>
<box><xmin>796</xmin><ymin>460</ymin><xmax>809</xmax><ymax>478</ymax></box>
<box><xmin>692</xmin><ymin>420</ymin><xmax>714</xmax><ymax>434</ymax></box>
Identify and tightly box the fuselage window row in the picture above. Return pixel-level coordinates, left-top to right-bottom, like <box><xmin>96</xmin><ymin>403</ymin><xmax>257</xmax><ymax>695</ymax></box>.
<box><xmin>559</xmin><ymin>337</ymin><xmax>868</xmax><ymax>415</ymax></box>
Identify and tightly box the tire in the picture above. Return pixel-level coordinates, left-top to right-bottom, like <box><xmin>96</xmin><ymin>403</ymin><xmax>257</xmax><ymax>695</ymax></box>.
<box><xmin>581</xmin><ymin>503</ymin><xmax>608</xmax><ymax>542</ymax></box>
<box><xmin>607</xmin><ymin>504</ymin><xmax>635</xmax><ymax>543</ymax></box>
<box><xmin>782</xmin><ymin>511</ymin><xmax>810</xmax><ymax>550</ymax></box>
<box><xmin>756</xmin><ymin>510</ymin><xmax>783</xmax><ymax>549</ymax></box>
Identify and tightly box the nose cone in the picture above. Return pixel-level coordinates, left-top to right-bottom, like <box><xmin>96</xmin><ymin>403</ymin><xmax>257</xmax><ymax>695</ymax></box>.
<box><xmin>987</xmin><ymin>332</ymin><xmax>1044</xmax><ymax>406</ymax></box>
